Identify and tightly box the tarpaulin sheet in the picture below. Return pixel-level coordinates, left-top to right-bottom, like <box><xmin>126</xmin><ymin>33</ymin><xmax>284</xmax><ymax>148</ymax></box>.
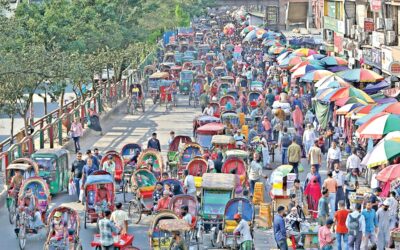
<box><xmin>315</xmin><ymin>101</ymin><xmax>330</xmax><ymax>129</ymax></box>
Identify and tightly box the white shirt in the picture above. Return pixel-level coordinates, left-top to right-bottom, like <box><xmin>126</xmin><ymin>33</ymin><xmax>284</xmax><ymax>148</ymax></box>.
<box><xmin>233</xmin><ymin>219</ymin><xmax>252</xmax><ymax>244</ymax></box>
<box><xmin>248</xmin><ymin>161</ymin><xmax>262</xmax><ymax>180</ymax></box>
<box><xmin>332</xmin><ymin>170</ymin><xmax>345</xmax><ymax>186</ymax></box>
<box><xmin>370</xmin><ymin>173</ymin><xmax>380</xmax><ymax>189</ymax></box>
<box><xmin>183</xmin><ymin>213</ymin><xmax>193</xmax><ymax>225</ymax></box>
<box><xmin>302</xmin><ymin>129</ymin><xmax>316</xmax><ymax>143</ymax></box>
<box><xmin>110</xmin><ymin>209</ymin><xmax>129</xmax><ymax>230</ymax></box>
<box><xmin>207</xmin><ymin>159</ymin><xmax>215</xmax><ymax>171</ymax></box>
<box><xmin>386</xmin><ymin>197</ymin><xmax>398</xmax><ymax>217</ymax></box>
<box><xmin>345</xmin><ymin>210</ymin><xmax>366</xmax><ymax>234</ymax></box>
<box><xmin>346</xmin><ymin>154</ymin><xmax>361</xmax><ymax>172</ymax></box>
<box><xmin>184</xmin><ymin>175</ymin><xmax>196</xmax><ymax>194</ymax></box>
<box><xmin>326</xmin><ymin>147</ymin><xmax>341</xmax><ymax>161</ymax></box>
<box><xmin>203</xmin><ymin>106</ymin><xmax>214</xmax><ymax>116</ymax></box>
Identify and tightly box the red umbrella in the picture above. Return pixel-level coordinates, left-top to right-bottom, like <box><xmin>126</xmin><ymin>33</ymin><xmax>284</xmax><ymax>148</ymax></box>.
<box><xmin>376</xmin><ymin>164</ymin><xmax>400</xmax><ymax>182</ymax></box>
<box><xmin>383</xmin><ymin>102</ymin><xmax>400</xmax><ymax>114</ymax></box>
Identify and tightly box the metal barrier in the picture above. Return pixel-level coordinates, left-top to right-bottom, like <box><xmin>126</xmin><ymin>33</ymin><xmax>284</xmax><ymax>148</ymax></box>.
<box><xmin>0</xmin><ymin>45</ymin><xmax>158</xmax><ymax>171</ymax></box>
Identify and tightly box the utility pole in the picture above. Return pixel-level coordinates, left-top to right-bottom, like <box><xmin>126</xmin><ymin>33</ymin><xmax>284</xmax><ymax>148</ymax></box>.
<box><xmin>307</xmin><ymin>0</ymin><xmax>313</xmax><ymax>29</ymax></box>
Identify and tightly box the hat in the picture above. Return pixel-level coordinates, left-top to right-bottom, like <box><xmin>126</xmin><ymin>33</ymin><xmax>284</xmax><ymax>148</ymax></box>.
<box><xmin>383</xmin><ymin>200</ymin><xmax>390</xmax><ymax>206</ymax></box>
<box><xmin>234</xmin><ymin>213</ymin><xmax>241</xmax><ymax>220</ymax></box>
<box><xmin>326</xmin><ymin>219</ymin><xmax>334</xmax><ymax>225</ymax></box>
<box><xmin>54</xmin><ymin>211</ymin><xmax>63</xmax><ymax>218</ymax></box>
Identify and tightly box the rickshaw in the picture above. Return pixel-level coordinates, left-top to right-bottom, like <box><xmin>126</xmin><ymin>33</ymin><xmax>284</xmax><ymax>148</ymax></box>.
<box><xmin>222</xmin><ymin>157</ymin><xmax>248</xmax><ymax>195</ymax></box>
<box><xmin>163</xmin><ymin>52</ymin><xmax>175</xmax><ymax>63</ymax></box>
<box><xmin>144</xmin><ymin>65</ymin><xmax>157</xmax><ymax>90</ymax></box>
<box><xmin>195</xmin><ymin>32</ymin><xmax>204</xmax><ymax>44</ymax></box>
<box><xmin>179</xmin><ymin>70</ymin><xmax>194</xmax><ymax>94</ymax></box>
<box><xmin>6</xmin><ymin>158</ymin><xmax>39</xmax><ymax>224</ymax></box>
<box><xmin>100</xmin><ymin>150</ymin><xmax>124</xmax><ymax>188</ymax></box>
<box><xmin>250</xmin><ymin>81</ymin><xmax>264</xmax><ymax>92</ymax></box>
<box><xmin>167</xmin><ymin>135</ymin><xmax>192</xmax><ymax>177</ymax></box>
<box><xmin>44</xmin><ymin>205</ymin><xmax>82</xmax><ymax>250</ymax></box>
<box><xmin>213</xmin><ymin>66</ymin><xmax>227</xmax><ymax>77</ymax></box>
<box><xmin>165</xmin><ymin>43</ymin><xmax>178</xmax><ymax>52</ymax></box>
<box><xmin>129</xmin><ymin>168</ymin><xmax>157</xmax><ymax>224</ymax></box>
<box><xmin>16</xmin><ymin>177</ymin><xmax>51</xmax><ymax>249</ymax></box>
<box><xmin>211</xmin><ymin>135</ymin><xmax>236</xmax><ymax>151</ymax></box>
<box><xmin>199</xmin><ymin>173</ymin><xmax>236</xmax><ymax>245</ymax></box>
<box><xmin>193</xmin><ymin>115</ymin><xmax>221</xmax><ymax>137</ymax></box>
<box><xmin>174</xmin><ymin>52</ymin><xmax>183</xmax><ymax>65</ymax></box>
<box><xmin>161</xmin><ymin>178</ymin><xmax>184</xmax><ymax>196</ymax></box>
<box><xmin>182</xmin><ymin>62</ymin><xmax>194</xmax><ymax>71</ymax></box>
<box><xmin>83</xmin><ymin>170</ymin><xmax>115</xmax><ymax>229</ymax></box>
<box><xmin>226</xmin><ymin>90</ymin><xmax>239</xmax><ymax>100</ymax></box>
<box><xmin>137</xmin><ymin>148</ymin><xmax>164</xmax><ymax>178</ymax></box>
<box><xmin>195</xmin><ymin>122</ymin><xmax>225</xmax><ymax>150</ymax></box>
<box><xmin>171</xmin><ymin>65</ymin><xmax>182</xmax><ymax>80</ymax></box>
<box><xmin>192</xmin><ymin>60</ymin><xmax>205</xmax><ymax>73</ymax></box>
<box><xmin>198</xmin><ymin>44</ymin><xmax>210</xmax><ymax>58</ymax></box>
<box><xmin>205</xmin><ymin>62</ymin><xmax>214</xmax><ymax>72</ymax></box>
<box><xmin>184</xmin><ymin>51</ymin><xmax>196</xmax><ymax>61</ymax></box>
<box><xmin>248</xmin><ymin>91</ymin><xmax>262</xmax><ymax>103</ymax></box>
<box><xmin>128</xmin><ymin>83</ymin><xmax>145</xmax><ymax>113</ymax></box>
<box><xmin>219</xmin><ymin>95</ymin><xmax>237</xmax><ymax>111</ymax></box>
<box><xmin>205</xmin><ymin>52</ymin><xmax>216</xmax><ymax>63</ymax></box>
<box><xmin>148</xmin><ymin>210</ymin><xmax>180</xmax><ymax>249</ymax></box>
<box><xmin>187</xmin><ymin>157</ymin><xmax>208</xmax><ymax>194</ymax></box>
<box><xmin>149</xmin><ymin>72</ymin><xmax>170</xmax><ymax>104</ymax></box>
<box><xmin>210</xmin><ymin>102</ymin><xmax>221</xmax><ymax>118</ymax></box>
<box><xmin>178</xmin><ymin>142</ymin><xmax>204</xmax><ymax>176</ymax></box>
<box><xmin>159</xmin><ymin>80</ymin><xmax>174</xmax><ymax>105</ymax></box>
<box><xmin>120</xmin><ymin>143</ymin><xmax>142</xmax><ymax>165</ymax></box>
<box><xmin>221</xmin><ymin>110</ymin><xmax>240</xmax><ymax>128</ymax></box>
<box><xmin>31</xmin><ymin>148</ymin><xmax>69</xmax><ymax>195</ymax></box>
<box><xmin>225</xmin><ymin>149</ymin><xmax>249</xmax><ymax>161</ymax></box>
<box><xmin>91</xmin><ymin>234</ymin><xmax>135</xmax><ymax>250</ymax></box>
<box><xmin>217</xmin><ymin>82</ymin><xmax>232</xmax><ymax>98</ymax></box>
<box><xmin>220</xmin><ymin>198</ymin><xmax>255</xmax><ymax>249</ymax></box>
<box><xmin>221</xmin><ymin>76</ymin><xmax>235</xmax><ymax>85</ymax></box>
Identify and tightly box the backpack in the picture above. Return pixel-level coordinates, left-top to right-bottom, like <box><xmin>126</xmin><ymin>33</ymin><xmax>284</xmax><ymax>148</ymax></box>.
<box><xmin>348</xmin><ymin>214</ymin><xmax>361</xmax><ymax>235</ymax></box>
<box><xmin>281</xmin><ymin>133</ymin><xmax>291</xmax><ymax>148</ymax></box>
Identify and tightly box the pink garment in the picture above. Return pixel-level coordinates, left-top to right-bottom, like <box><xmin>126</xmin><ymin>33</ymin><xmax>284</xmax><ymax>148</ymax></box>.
<box><xmin>292</xmin><ymin>106</ymin><xmax>304</xmax><ymax>128</ymax></box>
<box><xmin>318</xmin><ymin>225</ymin><xmax>333</xmax><ymax>247</ymax></box>
<box><xmin>304</xmin><ymin>176</ymin><xmax>322</xmax><ymax>218</ymax></box>
<box><xmin>70</xmin><ymin>122</ymin><xmax>83</xmax><ymax>137</ymax></box>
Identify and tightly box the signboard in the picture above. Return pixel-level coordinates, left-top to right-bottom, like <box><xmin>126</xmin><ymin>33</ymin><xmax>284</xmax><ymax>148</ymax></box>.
<box><xmin>328</xmin><ymin>2</ymin><xmax>336</xmax><ymax>18</ymax></box>
<box><xmin>363</xmin><ymin>48</ymin><xmax>382</xmax><ymax>69</ymax></box>
<box><xmin>372</xmin><ymin>31</ymin><xmax>384</xmax><ymax>48</ymax></box>
<box><xmin>382</xmin><ymin>47</ymin><xmax>393</xmax><ymax>73</ymax></box>
<box><xmin>389</xmin><ymin>61</ymin><xmax>400</xmax><ymax>76</ymax></box>
<box><xmin>371</xmin><ymin>0</ymin><xmax>382</xmax><ymax>12</ymax></box>
<box><xmin>334</xmin><ymin>33</ymin><xmax>344</xmax><ymax>54</ymax></box>
<box><xmin>364</xmin><ymin>18</ymin><xmax>374</xmax><ymax>32</ymax></box>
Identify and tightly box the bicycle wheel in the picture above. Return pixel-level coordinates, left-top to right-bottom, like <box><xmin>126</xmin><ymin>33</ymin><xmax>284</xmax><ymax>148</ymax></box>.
<box><xmin>9</xmin><ymin>200</ymin><xmax>16</xmax><ymax>224</ymax></box>
<box><xmin>128</xmin><ymin>199</ymin><xmax>142</xmax><ymax>224</ymax></box>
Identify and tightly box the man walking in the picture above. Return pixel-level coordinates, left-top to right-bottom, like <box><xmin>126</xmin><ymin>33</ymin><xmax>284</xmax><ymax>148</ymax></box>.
<box><xmin>326</xmin><ymin>141</ymin><xmax>341</xmax><ymax>171</ymax></box>
<box><xmin>273</xmin><ymin>206</ymin><xmax>288</xmax><ymax>250</ymax></box>
<box><xmin>346</xmin><ymin>203</ymin><xmax>365</xmax><ymax>250</ymax></box>
<box><xmin>111</xmin><ymin>202</ymin><xmax>129</xmax><ymax>235</ymax></box>
<box><xmin>376</xmin><ymin>200</ymin><xmax>392</xmax><ymax>250</ymax></box>
<box><xmin>334</xmin><ymin>200</ymin><xmax>349</xmax><ymax>250</ymax></box>
<box><xmin>308</xmin><ymin>140</ymin><xmax>322</xmax><ymax>172</ymax></box>
<box><xmin>346</xmin><ymin>148</ymin><xmax>362</xmax><ymax>175</ymax></box>
<box><xmin>287</xmin><ymin>138</ymin><xmax>301</xmax><ymax>177</ymax></box>
<box><xmin>323</xmin><ymin>171</ymin><xmax>338</xmax><ymax>219</ymax></box>
<box><xmin>70</xmin><ymin>152</ymin><xmax>85</xmax><ymax>202</ymax></box>
<box><xmin>361</xmin><ymin>201</ymin><xmax>378</xmax><ymax>250</ymax></box>
<box><xmin>318</xmin><ymin>189</ymin><xmax>330</xmax><ymax>226</ymax></box>
<box><xmin>303</xmin><ymin>123</ymin><xmax>316</xmax><ymax>155</ymax></box>
<box><xmin>332</xmin><ymin>162</ymin><xmax>346</xmax><ymax>210</ymax></box>
<box><xmin>279</xmin><ymin>127</ymin><xmax>291</xmax><ymax>164</ymax></box>
<box><xmin>147</xmin><ymin>132</ymin><xmax>161</xmax><ymax>151</ymax></box>
<box><xmin>99</xmin><ymin>210</ymin><xmax>118</xmax><ymax>250</ymax></box>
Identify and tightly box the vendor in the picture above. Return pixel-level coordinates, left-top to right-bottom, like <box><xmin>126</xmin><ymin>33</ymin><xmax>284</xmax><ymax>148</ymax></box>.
<box><xmin>233</xmin><ymin>213</ymin><xmax>253</xmax><ymax>250</ymax></box>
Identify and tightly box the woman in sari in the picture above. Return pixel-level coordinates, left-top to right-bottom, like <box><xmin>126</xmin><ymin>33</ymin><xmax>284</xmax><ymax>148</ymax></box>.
<box><xmin>304</xmin><ymin>176</ymin><xmax>321</xmax><ymax>218</ymax></box>
<box><xmin>292</xmin><ymin>105</ymin><xmax>303</xmax><ymax>134</ymax></box>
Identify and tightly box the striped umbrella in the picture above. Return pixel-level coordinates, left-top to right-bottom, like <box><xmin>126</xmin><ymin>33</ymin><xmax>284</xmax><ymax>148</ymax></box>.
<box><xmin>300</xmin><ymin>70</ymin><xmax>334</xmax><ymax>82</ymax></box>
<box><xmin>278</xmin><ymin>55</ymin><xmax>304</xmax><ymax>69</ymax></box>
<box><xmin>293</xmin><ymin>48</ymin><xmax>318</xmax><ymax>57</ymax></box>
<box><xmin>330</xmin><ymin>87</ymin><xmax>375</xmax><ymax>104</ymax></box>
<box><xmin>361</xmin><ymin>132</ymin><xmax>400</xmax><ymax>168</ymax></box>
<box><xmin>337</xmin><ymin>69</ymin><xmax>384</xmax><ymax>83</ymax></box>
<box><xmin>277</xmin><ymin>51</ymin><xmax>292</xmax><ymax>63</ymax></box>
<box><xmin>268</xmin><ymin>46</ymin><xmax>287</xmax><ymax>55</ymax></box>
<box><xmin>336</xmin><ymin>103</ymin><xmax>364</xmax><ymax>115</ymax></box>
<box><xmin>307</xmin><ymin>54</ymin><xmax>326</xmax><ymax>60</ymax></box>
<box><xmin>321</xmin><ymin>56</ymin><xmax>348</xmax><ymax>66</ymax></box>
<box><xmin>290</xmin><ymin>60</ymin><xmax>325</xmax><ymax>73</ymax></box>
<box><xmin>356</xmin><ymin>113</ymin><xmax>400</xmax><ymax>139</ymax></box>
<box><xmin>291</xmin><ymin>65</ymin><xmax>324</xmax><ymax>79</ymax></box>
<box><xmin>315</xmin><ymin>75</ymin><xmax>349</xmax><ymax>88</ymax></box>
<box><xmin>335</xmin><ymin>97</ymin><xmax>369</xmax><ymax>106</ymax></box>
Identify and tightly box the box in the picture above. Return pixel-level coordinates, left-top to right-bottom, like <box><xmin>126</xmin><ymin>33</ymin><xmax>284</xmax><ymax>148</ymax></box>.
<box><xmin>258</xmin><ymin>203</ymin><xmax>272</xmax><ymax>228</ymax></box>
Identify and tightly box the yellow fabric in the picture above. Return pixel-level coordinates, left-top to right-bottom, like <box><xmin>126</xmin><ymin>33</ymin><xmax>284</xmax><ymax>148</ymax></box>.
<box><xmin>194</xmin><ymin>176</ymin><xmax>202</xmax><ymax>188</ymax></box>
<box><xmin>224</xmin><ymin>220</ymin><xmax>238</xmax><ymax>233</ymax></box>
<box><xmin>139</xmin><ymin>186</ymin><xmax>155</xmax><ymax>192</ymax></box>
<box><xmin>152</xmin><ymin>238</ymin><xmax>172</xmax><ymax>248</ymax></box>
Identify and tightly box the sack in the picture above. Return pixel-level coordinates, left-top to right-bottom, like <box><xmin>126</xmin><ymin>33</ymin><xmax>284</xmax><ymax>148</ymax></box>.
<box><xmin>281</xmin><ymin>134</ymin><xmax>291</xmax><ymax>147</ymax></box>
<box><xmin>298</xmin><ymin>163</ymin><xmax>304</xmax><ymax>173</ymax></box>
<box><xmin>348</xmin><ymin>214</ymin><xmax>361</xmax><ymax>235</ymax></box>
<box><xmin>68</xmin><ymin>181</ymin><xmax>76</xmax><ymax>196</ymax></box>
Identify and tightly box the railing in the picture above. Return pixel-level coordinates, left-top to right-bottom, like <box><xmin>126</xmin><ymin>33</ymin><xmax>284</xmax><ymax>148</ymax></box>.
<box><xmin>0</xmin><ymin>46</ymin><xmax>158</xmax><ymax>171</ymax></box>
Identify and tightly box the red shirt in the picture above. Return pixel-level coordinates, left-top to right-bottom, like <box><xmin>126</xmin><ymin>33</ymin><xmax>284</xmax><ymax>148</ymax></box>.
<box><xmin>156</xmin><ymin>197</ymin><xmax>171</xmax><ymax>211</ymax></box>
<box><xmin>334</xmin><ymin>209</ymin><xmax>350</xmax><ymax>233</ymax></box>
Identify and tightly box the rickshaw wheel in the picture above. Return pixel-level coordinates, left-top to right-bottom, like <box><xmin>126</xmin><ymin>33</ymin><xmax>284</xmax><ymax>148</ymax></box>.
<box><xmin>128</xmin><ymin>199</ymin><xmax>142</xmax><ymax>224</ymax></box>
<box><xmin>18</xmin><ymin>227</ymin><xmax>26</xmax><ymax>250</ymax></box>
<box><xmin>9</xmin><ymin>201</ymin><xmax>16</xmax><ymax>224</ymax></box>
<box><xmin>84</xmin><ymin>211</ymin><xmax>87</xmax><ymax>229</ymax></box>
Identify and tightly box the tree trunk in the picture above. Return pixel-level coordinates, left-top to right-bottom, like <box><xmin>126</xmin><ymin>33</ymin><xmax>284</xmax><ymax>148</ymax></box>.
<box><xmin>59</xmin><ymin>89</ymin><xmax>65</xmax><ymax>116</ymax></box>
<box><xmin>10</xmin><ymin>115</ymin><xmax>14</xmax><ymax>145</ymax></box>
<box><xmin>43</xmin><ymin>89</ymin><xmax>48</xmax><ymax>116</ymax></box>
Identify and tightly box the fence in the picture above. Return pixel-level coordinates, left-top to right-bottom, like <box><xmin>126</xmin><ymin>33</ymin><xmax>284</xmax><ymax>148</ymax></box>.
<box><xmin>0</xmin><ymin>46</ymin><xmax>158</xmax><ymax>171</ymax></box>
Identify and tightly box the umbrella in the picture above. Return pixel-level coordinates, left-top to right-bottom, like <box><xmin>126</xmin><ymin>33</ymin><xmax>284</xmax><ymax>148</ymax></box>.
<box><xmin>355</xmin><ymin>103</ymin><xmax>395</xmax><ymax>126</ymax></box>
<box><xmin>364</xmin><ymin>80</ymin><xmax>390</xmax><ymax>94</ymax></box>
<box><xmin>329</xmin><ymin>87</ymin><xmax>375</xmax><ymax>104</ymax></box>
<box><xmin>243</xmin><ymin>29</ymin><xmax>257</xmax><ymax>42</ymax></box>
<box><xmin>336</xmin><ymin>103</ymin><xmax>364</xmax><ymax>115</ymax></box>
<box><xmin>316</xmin><ymin>80</ymin><xmax>350</xmax><ymax>91</ymax></box>
<box><xmin>316</xmin><ymin>88</ymin><xmax>341</xmax><ymax>101</ymax></box>
<box><xmin>275</xmin><ymin>165</ymin><xmax>293</xmax><ymax>177</ymax></box>
<box><xmin>382</xmin><ymin>102</ymin><xmax>400</xmax><ymax>114</ymax></box>
<box><xmin>314</xmin><ymin>75</ymin><xmax>349</xmax><ymax>88</ymax></box>
<box><xmin>290</xmin><ymin>60</ymin><xmax>325</xmax><ymax>73</ymax></box>
<box><xmin>291</xmin><ymin>65</ymin><xmax>324</xmax><ymax>79</ymax></box>
<box><xmin>307</xmin><ymin>54</ymin><xmax>326</xmax><ymax>60</ymax></box>
<box><xmin>241</xmin><ymin>25</ymin><xmax>256</xmax><ymax>35</ymax></box>
<box><xmin>262</xmin><ymin>39</ymin><xmax>281</xmax><ymax>47</ymax></box>
<box><xmin>268</xmin><ymin>46</ymin><xmax>287</xmax><ymax>55</ymax></box>
<box><xmin>279</xmin><ymin>56</ymin><xmax>304</xmax><ymax>68</ymax></box>
<box><xmin>356</xmin><ymin>113</ymin><xmax>400</xmax><ymax>139</ymax></box>
<box><xmin>361</xmin><ymin>132</ymin><xmax>400</xmax><ymax>168</ymax></box>
<box><xmin>327</xmin><ymin>66</ymin><xmax>349</xmax><ymax>73</ymax></box>
<box><xmin>335</xmin><ymin>97</ymin><xmax>368</xmax><ymax>107</ymax></box>
<box><xmin>337</xmin><ymin>69</ymin><xmax>384</xmax><ymax>83</ymax></box>
<box><xmin>256</xmin><ymin>29</ymin><xmax>267</xmax><ymax>39</ymax></box>
<box><xmin>376</xmin><ymin>164</ymin><xmax>400</xmax><ymax>182</ymax></box>
<box><xmin>300</xmin><ymin>70</ymin><xmax>334</xmax><ymax>82</ymax></box>
<box><xmin>321</xmin><ymin>56</ymin><xmax>348</xmax><ymax>66</ymax></box>
<box><xmin>293</xmin><ymin>48</ymin><xmax>318</xmax><ymax>57</ymax></box>
<box><xmin>276</xmin><ymin>51</ymin><xmax>292</xmax><ymax>63</ymax></box>
<box><xmin>346</xmin><ymin>104</ymin><xmax>376</xmax><ymax>119</ymax></box>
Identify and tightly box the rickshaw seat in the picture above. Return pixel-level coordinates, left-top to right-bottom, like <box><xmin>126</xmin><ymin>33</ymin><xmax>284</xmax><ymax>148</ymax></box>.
<box><xmin>115</xmin><ymin>169</ymin><xmax>122</xmax><ymax>181</ymax></box>
<box><xmin>141</xmin><ymin>189</ymin><xmax>153</xmax><ymax>199</ymax></box>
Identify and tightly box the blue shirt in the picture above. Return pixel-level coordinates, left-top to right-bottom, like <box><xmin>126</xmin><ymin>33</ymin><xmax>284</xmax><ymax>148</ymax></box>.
<box><xmin>83</xmin><ymin>164</ymin><xmax>99</xmax><ymax>183</ymax></box>
<box><xmin>99</xmin><ymin>218</ymin><xmax>118</xmax><ymax>246</ymax></box>
<box><xmin>318</xmin><ymin>196</ymin><xmax>329</xmax><ymax>217</ymax></box>
<box><xmin>362</xmin><ymin>209</ymin><xmax>377</xmax><ymax>233</ymax></box>
<box><xmin>273</xmin><ymin>214</ymin><xmax>286</xmax><ymax>242</ymax></box>
<box><xmin>86</xmin><ymin>156</ymin><xmax>99</xmax><ymax>168</ymax></box>
<box><xmin>193</xmin><ymin>83</ymin><xmax>201</xmax><ymax>95</ymax></box>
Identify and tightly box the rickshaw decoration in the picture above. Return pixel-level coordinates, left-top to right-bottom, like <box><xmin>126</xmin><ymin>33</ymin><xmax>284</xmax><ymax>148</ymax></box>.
<box><xmin>137</xmin><ymin>148</ymin><xmax>164</xmax><ymax>177</ymax></box>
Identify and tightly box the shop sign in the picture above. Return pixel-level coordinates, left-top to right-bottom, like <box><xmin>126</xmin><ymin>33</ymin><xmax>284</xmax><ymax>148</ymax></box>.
<box><xmin>337</xmin><ymin>20</ymin><xmax>345</xmax><ymax>34</ymax></box>
<box><xmin>372</xmin><ymin>31</ymin><xmax>384</xmax><ymax>48</ymax></box>
<box><xmin>364</xmin><ymin>18</ymin><xmax>374</xmax><ymax>32</ymax></box>
<box><xmin>363</xmin><ymin>48</ymin><xmax>382</xmax><ymax>69</ymax></box>
<box><xmin>370</xmin><ymin>0</ymin><xmax>382</xmax><ymax>12</ymax></box>
<box><xmin>389</xmin><ymin>61</ymin><xmax>400</xmax><ymax>76</ymax></box>
<box><xmin>324</xmin><ymin>16</ymin><xmax>339</xmax><ymax>33</ymax></box>
<box><xmin>334</xmin><ymin>33</ymin><xmax>344</xmax><ymax>54</ymax></box>
<box><xmin>382</xmin><ymin>47</ymin><xmax>393</xmax><ymax>73</ymax></box>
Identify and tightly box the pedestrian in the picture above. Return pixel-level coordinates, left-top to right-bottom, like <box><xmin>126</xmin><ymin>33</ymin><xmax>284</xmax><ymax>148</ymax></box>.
<box><xmin>334</xmin><ymin>200</ymin><xmax>349</xmax><ymax>250</ymax></box>
<box><xmin>147</xmin><ymin>132</ymin><xmax>161</xmax><ymax>151</ymax></box>
<box><xmin>285</xmin><ymin>207</ymin><xmax>303</xmax><ymax>247</ymax></box>
<box><xmin>303</xmin><ymin>123</ymin><xmax>316</xmax><ymax>155</ymax></box>
<box><xmin>70</xmin><ymin>117</ymin><xmax>83</xmax><ymax>153</ymax></box>
<box><xmin>248</xmin><ymin>152</ymin><xmax>263</xmax><ymax>196</ymax></box>
<box><xmin>304</xmin><ymin>165</ymin><xmax>322</xmax><ymax>188</ymax></box>
<box><xmin>168</xmin><ymin>131</ymin><xmax>175</xmax><ymax>146</ymax></box>
<box><xmin>376</xmin><ymin>200</ymin><xmax>392</xmax><ymax>250</ymax></box>
<box><xmin>318</xmin><ymin>218</ymin><xmax>335</xmax><ymax>250</ymax></box>
<box><xmin>332</xmin><ymin>162</ymin><xmax>346</xmax><ymax>210</ymax></box>
<box><xmin>370</xmin><ymin>187</ymin><xmax>382</xmax><ymax>212</ymax></box>
<box><xmin>346</xmin><ymin>203</ymin><xmax>365</xmax><ymax>250</ymax></box>
<box><xmin>273</xmin><ymin>206</ymin><xmax>288</xmax><ymax>250</ymax></box>
<box><xmin>110</xmin><ymin>202</ymin><xmax>129</xmax><ymax>234</ymax></box>
<box><xmin>279</xmin><ymin>126</ymin><xmax>291</xmax><ymax>164</ymax></box>
<box><xmin>203</xmin><ymin>103</ymin><xmax>214</xmax><ymax>116</ymax></box>
<box><xmin>323</xmin><ymin>171</ymin><xmax>338</xmax><ymax>218</ymax></box>
<box><xmin>346</xmin><ymin>148</ymin><xmax>362</xmax><ymax>175</ymax></box>
<box><xmin>70</xmin><ymin>152</ymin><xmax>85</xmax><ymax>202</ymax></box>
<box><xmin>81</xmin><ymin>158</ymin><xmax>98</xmax><ymax>188</ymax></box>
<box><xmin>233</xmin><ymin>213</ymin><xmax>253</xmax><ymax>250</ymax></box>
<box><xmin>98</xmin><ymin>210</ymin><xmax>118</xmax><ymax>250</ymax></box>
<box><xmin>88</xmin><ymin>108</ymin><xmax>103</xmax><ymax>135</ymax></box>
<box><xmin>304</xmin><ymin>176</ymin><xmax>322</xmax><ymax>219</ymax></box>
<box><xmin>94</xmin><ymin>148</ymin><xmax>103</xmax><ymax>161</ymax></box>
<box><xmin>289</xmin><ymin>179</ymin><xmax>304</xmax><ymax>207</ymax></box>
<box><xmin>86</xmin><ymin>149</ymin><xmax>100</xmax><ymax>169</ymax></box>
<box><xmin>326</xmin><ymin>141</ymin><xmax>341</xmax><ymax>171</ymax></box>
<box><xmin>287</xmin><ymin>138</ymin><xmax>301</xmax><ymax>177</ymax></box>
<box><xmin>292</xmin><ymin>105</ymin><xmax>303</xmax><ymax>131</ymax></box>
<box><xmin>386</xmin><ymin>191</ymin><xmax>398</xmax><ymax>229</ymax></box>
<box><xmin>260</xmin><ymin>140</ymin><xmax>270</xmax><ymax>168</ymax></box>
<box><xmin>361</xmin><ymin>201</ymin><xmax>377</xmax><ymax>250</ymax></box>
<box><xmin>183</xmin><ymin>170</ymin><xmax>196</xmax><ymax>196</ymax></box>
<box><xmin>102</xmin><ymin>155</ymin><xmax>116</xmax><ymax>178</ymax></box>
<box><xmin>308</xmin><ymin>140</ymin><xmax>322</xmax><ymax>172</ymax></box>
<box><xmin>344</xmin><ymin>168</ymin><xmax>358</xmax><ymax>209</ymax></box>
<box><xmin>318</xmin><ymin>189</ymin><xmax>330</xmax><ymax>226</ymax></box>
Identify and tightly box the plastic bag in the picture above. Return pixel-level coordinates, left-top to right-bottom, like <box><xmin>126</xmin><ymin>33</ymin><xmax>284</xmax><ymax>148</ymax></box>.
<box><xmin>68</xmin><ymin>181</ymin><xmax>76</xmax><ymax>196</ymax></box>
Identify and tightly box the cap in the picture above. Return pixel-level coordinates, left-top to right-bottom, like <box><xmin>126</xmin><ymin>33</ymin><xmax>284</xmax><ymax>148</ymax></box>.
<box><xmin>383</xmin><ymin>200</ymin><xmax>390</xmax><ymax>206</ymax></box>
<box><xmin>234</xmin><ymin>213</ymin><xmax>241</xmax><ymax>220</ymax></box>
<box><xmin>54</xmin><ymin>211</ymin><xmax>63</xmax><ymax>218</ymax></box>
<box><xmin>326</xmin><ymin>219</ymin><xmax>334</xmax><ymax>225</ymax></box>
